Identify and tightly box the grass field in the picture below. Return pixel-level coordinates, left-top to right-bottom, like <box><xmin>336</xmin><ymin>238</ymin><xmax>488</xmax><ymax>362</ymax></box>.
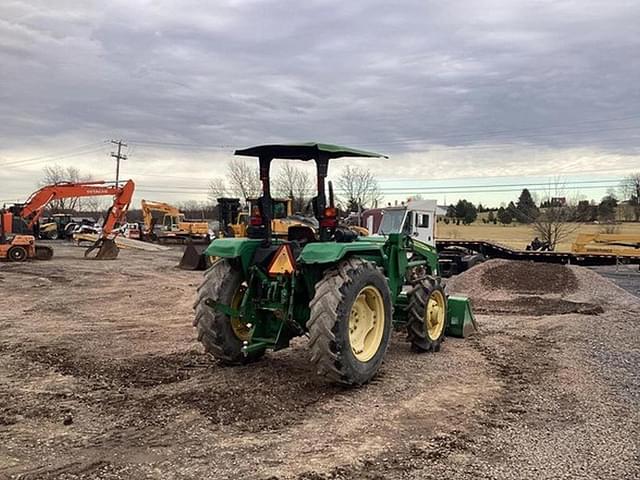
<box><xmin>437</xmin><ymin>221</ymin><xmax>640</xmax><ymax>252</ymax></box>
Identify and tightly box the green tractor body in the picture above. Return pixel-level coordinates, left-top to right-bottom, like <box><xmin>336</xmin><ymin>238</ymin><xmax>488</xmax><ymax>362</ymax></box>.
<box><xmin>194</xmin><ymin>143</ymin><xmax>476</xmax><ymax>385</ymax></box>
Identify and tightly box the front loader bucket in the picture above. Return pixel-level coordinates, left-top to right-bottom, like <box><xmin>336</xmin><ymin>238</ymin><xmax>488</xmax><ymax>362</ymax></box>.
<box><xmin>446</xmin><ymin>296</ymin><xmax>478</xmax><ymax>338</ymax></box>
<box><xmin>179</xmin><ymin>243</ymin><xmax>208</xmax><ymax>270</ymax></box>
<box><xmin>85</xmin><ymin>238</ymin><xmax>120</xmax><ymax>260</ymax></box>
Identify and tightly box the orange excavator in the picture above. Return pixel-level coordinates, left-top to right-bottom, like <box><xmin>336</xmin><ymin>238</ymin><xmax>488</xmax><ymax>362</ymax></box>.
<box><xmin>0</xmin><ymin>180</ymin><xmax>135</xmax><ymax>261</ymax></box>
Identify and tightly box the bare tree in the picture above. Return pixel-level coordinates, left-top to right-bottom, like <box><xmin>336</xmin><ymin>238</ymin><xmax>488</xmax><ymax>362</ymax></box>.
<box><xmin>532</xmin><ymin>206</ymin><xmax>580</xmax><ymax>250</ymax></box>
<box><xmin>228</xmin><ymin>159</ymin><xmax>261</xmax><ymax>200</ymax></box>
<box><xmin>208</xmin><ymin>178</ymin><xmax>230</xmax><ymax>203</ymax></box>
<box><xmin>208</xmin><ymin>159</ymin><xmax>261</xmax><ymax>202</ymax></box>
<box><xmin>178</xmin><ymin>200</ymin><xmax>216</xmax><ymax>220</ymax></box>
<box><xmin>532</xmin><ymin>179</ymin><xmax>579</xmax><ymax>250</ymax></box>
<box><xmin>336</xmin><ymin>165</ymin><xmax>382</xmax><ymax>212</ymax></box>
<box><xmin>81</xmin><ymin>197</ymin><xmax>108</xmax><ymax>214</ymax></box>
<box><xmin>40</xmin><ymin>164</ymin><xmax>91</xmax><ymax>212</ymax></box>
<box><xmin>620</xmin><ymin>173</ymin><xmax>640</xmax><ymax>221</ymax></box>
<box><xmin>273</xmin><ymin>163</ymin><xmax>312</xmax><ymax>213</ymax></box>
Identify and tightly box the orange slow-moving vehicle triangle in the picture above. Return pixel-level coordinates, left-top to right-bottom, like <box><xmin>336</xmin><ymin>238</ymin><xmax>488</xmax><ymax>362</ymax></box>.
<box><xmin>268</xmin><ymin>244</ymin><xmax>295</xmax><ymax>275</ymax></box>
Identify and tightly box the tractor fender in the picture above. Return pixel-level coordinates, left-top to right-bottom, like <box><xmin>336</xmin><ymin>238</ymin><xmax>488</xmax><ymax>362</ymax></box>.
<box><xmin>205</xmin><ymin>238</ymin><xmax>263</xmax><ymax>272</ymax></box>
<box><xmin>298</xmin><ymin>242</ymin><xmax>385</xmax><ymax>265</ymax></box>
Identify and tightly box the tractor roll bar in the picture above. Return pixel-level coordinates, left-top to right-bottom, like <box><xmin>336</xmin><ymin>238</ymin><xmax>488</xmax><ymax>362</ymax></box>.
<box><xmin>258</xmin><ymin>156</ymin><xmax>274</xmax><ymax>244</ymax></box>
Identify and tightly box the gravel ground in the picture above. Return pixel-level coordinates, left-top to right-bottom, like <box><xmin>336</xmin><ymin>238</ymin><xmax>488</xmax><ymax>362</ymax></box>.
<box><xmin>589</xmin><ymin>264</ymin><xmax>640</xmax><ymax>297</ymax></box>
<box><xmin>0</xmin><ymin>247</ymin><xmax>638</xmax><ymax>479</ymax></box>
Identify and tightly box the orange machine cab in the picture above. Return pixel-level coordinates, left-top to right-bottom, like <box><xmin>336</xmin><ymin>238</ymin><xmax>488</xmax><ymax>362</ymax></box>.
<box><xmin>1</xmin><ymin>212</ymin><xmax>13</xmax><ymax>235</ymax></box>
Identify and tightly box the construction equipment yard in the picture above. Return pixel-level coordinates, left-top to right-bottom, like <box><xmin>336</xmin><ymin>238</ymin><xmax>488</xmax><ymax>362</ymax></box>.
<box><xmin>1</xmin><ymin>242</ymin><xmax>638</xmax><ymax>479</ymax></box>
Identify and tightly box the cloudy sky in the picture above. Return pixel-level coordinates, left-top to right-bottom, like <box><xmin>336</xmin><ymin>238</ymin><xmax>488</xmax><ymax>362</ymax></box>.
<box><xmin>1</xmin><ymin>0</ymin><xmax>639</xmax><ymax>207</ymax></box>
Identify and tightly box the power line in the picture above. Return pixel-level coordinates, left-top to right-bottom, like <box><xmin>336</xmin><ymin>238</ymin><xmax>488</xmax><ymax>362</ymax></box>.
<box><xmin>95</xmin><ymin>164</ymin><xmax>636</xmax><ymax>186</ymax></box>
<box><xmin>133</xmin><ymin>182</ymin><xmax>622</xmax><ymax>196</ymax></box>
<box><xmin>133</xmin><ymin>177</ymin><xmax>621</xmax><ymax>192</ymax></box>
<box><xmin>0</xmin><ymin>142</ymin><xmax>108</xmax><ymax>168</ymax></box>
<box><xmin>128</xmin><ymin>140</ymin><xmax>235</xmax><ymax>150</ymax></box>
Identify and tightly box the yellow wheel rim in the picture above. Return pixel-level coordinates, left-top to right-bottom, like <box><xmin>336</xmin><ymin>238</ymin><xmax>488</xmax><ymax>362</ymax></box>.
<box><xmin>348</xmin><ymin>286</ymin><xmax>385</xmax><ymax>362</ymax></box>
<box><xmin>229</xmin><ymin>285</ymin><xmax>251</xmax><ymax>341</ymax></box>
<box><xmin>425</xmin><ymin>289</ymin><xmax>446</xmax><ymax>341</ymax></box>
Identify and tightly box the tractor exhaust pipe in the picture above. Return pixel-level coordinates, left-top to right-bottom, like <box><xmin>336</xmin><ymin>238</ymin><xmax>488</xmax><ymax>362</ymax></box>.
<box><xmin>84</xmin><ymin>238</ymin><xmax>120</xmax><ymax>260</ymax></box>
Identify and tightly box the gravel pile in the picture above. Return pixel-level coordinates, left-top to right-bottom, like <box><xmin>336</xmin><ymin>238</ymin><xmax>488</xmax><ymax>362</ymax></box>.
<box><xmin>445</xmin><ymin>259</ymin><xmax>639</xmax><ymax>315</ymax></box>
<box><xmin>566</xmin><ymin>264</ymin><xmax>640</xmax><ymax>308</ymax></box>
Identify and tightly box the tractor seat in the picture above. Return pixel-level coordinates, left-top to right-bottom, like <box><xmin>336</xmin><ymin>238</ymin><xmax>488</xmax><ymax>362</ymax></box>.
<box><xmin>288</xmin><ymin>225</ymin><xmax>316</xmax><ymax>246</ymax></box>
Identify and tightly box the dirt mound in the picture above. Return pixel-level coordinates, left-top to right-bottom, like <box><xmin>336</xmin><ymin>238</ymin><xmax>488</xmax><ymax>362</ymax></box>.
<box><xmin>167</xmin><ymin>355</ymin><xmax>342</xmax><ymax>432</ymax></box>
<box><xmin>20</xmin><ymin>345</ymin><xmax>201</xmax><ymax>387</ymax></box>
<box><xmin>482</xmin><ymin>261</ymin><xmax>578</xmax><ymax>295</ymax></box>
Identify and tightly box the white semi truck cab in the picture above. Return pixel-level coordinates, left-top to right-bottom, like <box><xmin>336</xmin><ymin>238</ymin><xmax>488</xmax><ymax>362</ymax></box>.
<box><xmin>372</xmin><ymin>199</ymin><xmax>437</xmax><ymax>246</ymax></box>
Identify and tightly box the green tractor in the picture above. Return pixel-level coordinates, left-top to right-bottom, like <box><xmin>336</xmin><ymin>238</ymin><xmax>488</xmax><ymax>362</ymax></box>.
<box><xmin>194</xmin><ymin>143</ymin><xmax>476</xmax><ymax>385</ymax></box>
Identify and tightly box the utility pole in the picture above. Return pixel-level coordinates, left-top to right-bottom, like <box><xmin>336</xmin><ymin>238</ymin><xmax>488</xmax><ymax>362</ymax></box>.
<box><xmin>110</xmin><ymin>139</ymin><xmax>128</xmax><ymax>187</ymax></box>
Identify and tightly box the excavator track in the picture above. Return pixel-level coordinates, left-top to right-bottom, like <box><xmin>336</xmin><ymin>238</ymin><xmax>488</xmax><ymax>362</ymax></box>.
<box><xmin>35</xmin><ymin>245</ymin><xmax>54</xmax><ymax>261</ymax></box>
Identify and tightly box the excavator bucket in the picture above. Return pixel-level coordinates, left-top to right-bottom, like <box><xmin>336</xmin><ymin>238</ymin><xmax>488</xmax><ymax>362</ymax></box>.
<box><xmin>84</xmin><ymin>238</ymin><xmax>120</xmax><ymax>260</ymax></box>
<box><xmin>446</xmin><ymin>296</ymin><xmax>478</xmax><ymax>338</ymax></box>
<box><xmin>179</xmin><ymin>242</ymin><xmax>209</xmax><ymax>270</ymax></box>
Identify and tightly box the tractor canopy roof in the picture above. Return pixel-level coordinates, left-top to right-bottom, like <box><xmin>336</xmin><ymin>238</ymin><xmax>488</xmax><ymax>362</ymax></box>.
<box><xmin>234</xmin><ymin>142</ymin><xmax>387</xmax><ymax>161</ymax></box>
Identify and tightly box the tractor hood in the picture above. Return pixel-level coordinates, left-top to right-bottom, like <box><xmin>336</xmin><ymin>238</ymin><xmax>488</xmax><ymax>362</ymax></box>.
<box><xmin>234</xmin><ymin>143</ymin><xmax>387</xmax><ymax>160</ymax></box>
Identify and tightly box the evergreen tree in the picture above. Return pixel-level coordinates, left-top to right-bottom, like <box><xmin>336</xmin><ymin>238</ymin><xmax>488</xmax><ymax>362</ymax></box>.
<box><xmin>446</xmin><ymin>204</ymin><xmax>457</xmax><ymax>218</ymax></box>
<box><xmin>507</xmin><ymin>201</ymin><xmax>518</xmax><ymax>221</ymax></box>
<box><xmin>515</xmin><ymin>189</ymin><xmax>539</xmax><ymax>223</ymax></box>
<box><xmin>598</xmin><ymin>195</ymin><xmax>618</xmax><ymax>222</ymax></box>
<box><xmin>576</xmin><ymin>200</ymin><xmax>597</xmax><ymax>222</ymax></box>
<box><xmin>455</xmin><ymin>199</ymin><xmax>478</xmax><ymax>225</ymax></box>
<box><xmin>497</xmin><ymin>206</ymin><xmax>512</xmax><ymax>224</ymax></box>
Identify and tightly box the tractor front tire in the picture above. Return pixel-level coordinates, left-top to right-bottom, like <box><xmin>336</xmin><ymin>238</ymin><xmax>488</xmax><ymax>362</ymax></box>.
<box><xmin>407</xmin><ymin>280</ymin><xmax>447</xmax><ymax>352</ymax></box>
<box><xmin>308</xmin><ymin>258</ymin><xmax>392</xmax><ymax>386</ymax></box>
<box><xmin>193</xmin><ymin>259</ymin><xmax>265</xmax><ymax>365</ymax></box>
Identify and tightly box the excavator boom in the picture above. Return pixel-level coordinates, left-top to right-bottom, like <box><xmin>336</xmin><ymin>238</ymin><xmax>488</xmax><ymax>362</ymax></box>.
<box><xmin>20</xmin><ymin>181</ymin><xmax>125</xmax><ymax>228</ymax></box>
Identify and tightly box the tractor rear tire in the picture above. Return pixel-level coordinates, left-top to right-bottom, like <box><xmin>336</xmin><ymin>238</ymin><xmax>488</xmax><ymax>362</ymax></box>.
<box><xmin>8</xmin><ymin>246</ymin><xmax>28</xmax><ymax>262</ymax></box>
<box><xmin>193</xmin><ymin>259</ymin><xmax>265</xmax><ymax>365</ymax></box>
<box><xmin>307</xmin><ymin>258</ymin><xmax>392</xmax><ymax>386</ymax></box>
<box><xmin>407</xmin><ymin>280</ymin><xmax>447</xmax><ymax>352</ymax></box>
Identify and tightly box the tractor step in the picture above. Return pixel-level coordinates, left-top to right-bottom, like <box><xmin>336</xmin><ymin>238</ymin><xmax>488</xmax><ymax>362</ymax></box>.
<box><xmin>241</xmin><ymin>340</ymin><xmax>270</xmax><ymax>356</ymax></box>
<box><xmin>446</xmin><ymin>296</ymin><xmax>478</xmax><ymax>338</ymax></box>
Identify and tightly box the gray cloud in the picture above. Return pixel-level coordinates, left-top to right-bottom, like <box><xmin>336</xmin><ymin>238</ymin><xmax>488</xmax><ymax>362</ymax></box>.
<box><xmin>1</xmin><ymin>0</ymin><xmax>639</xmax><ymax>203</ymax></box>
